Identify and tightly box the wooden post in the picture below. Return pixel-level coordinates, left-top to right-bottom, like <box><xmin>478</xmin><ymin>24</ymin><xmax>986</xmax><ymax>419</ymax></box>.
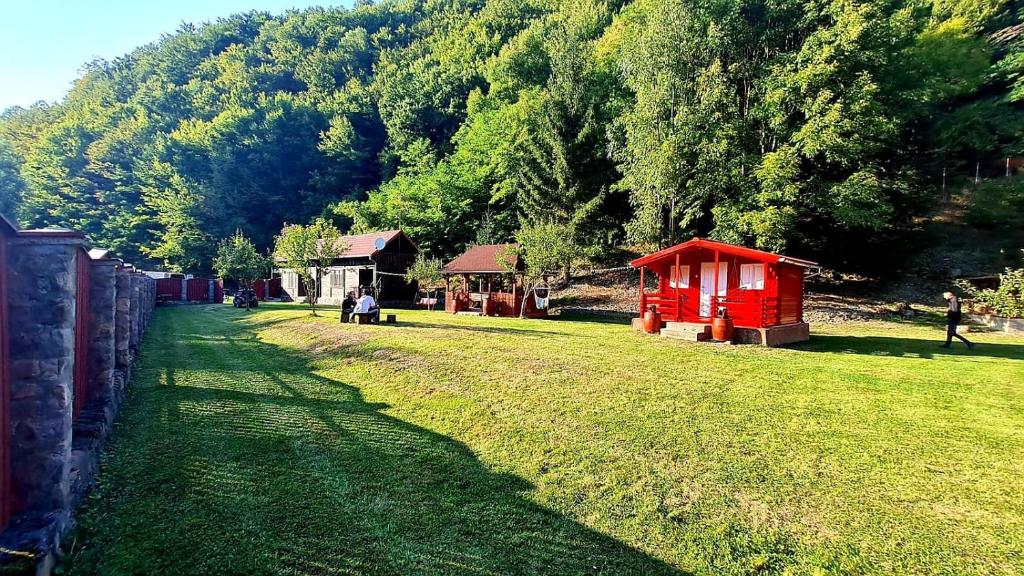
<box><xmin>639</xmin><ymin>266</ymin><xmax>646</xmax><ymax>313</ymax></box>
<box><xmin>674</xmin><ymin>253</ymin><xmax>681</xmax><ymax>321</ymax></box>
<box><xmin>712</xmin><ymin>249</ymin><xmax>720</xmax><ymax>316</ymax></box>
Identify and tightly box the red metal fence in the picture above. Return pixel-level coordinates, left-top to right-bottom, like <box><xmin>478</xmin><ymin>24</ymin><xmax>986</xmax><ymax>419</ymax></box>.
<box><xmin>186</xmin><ymin>278</ymin><xmax>207</xmax><ymax>301</ymax></box>
<box><xmin>154</xmin><ymin>277</ymin><xmax>224</xmax><ymax>303</ymax></box>
<box><xmin>155</xmin><ymin>278</ymin><xmax>182</xmax><ymax>301</ymax></box>
<box><xmin>249</xmin><ymin>278</ymin><xmax>281</xmax><ymax>301</ymax></box>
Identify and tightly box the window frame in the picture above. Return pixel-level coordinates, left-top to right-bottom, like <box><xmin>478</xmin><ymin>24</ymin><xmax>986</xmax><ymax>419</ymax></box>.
<box><xmin>739</xmin><ymin>263</ymin><xmax>765</xmax><ymax>290</ymax></box>
<box><xmin>670</xmin><ymin>264</ymin><xmax>690</xmax><ymax>289</ymax></box>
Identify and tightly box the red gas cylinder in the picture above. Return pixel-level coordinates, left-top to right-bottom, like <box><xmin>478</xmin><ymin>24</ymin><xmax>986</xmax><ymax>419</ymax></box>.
<box><xmin>711</xmin><ymin>307</ymin><xmax>734</xmax><ymax>341</ymax></box>
<box><xmin>643</xmin><ymin>305</ymin><xmax>661</xmax><ymax>334</ymax></box>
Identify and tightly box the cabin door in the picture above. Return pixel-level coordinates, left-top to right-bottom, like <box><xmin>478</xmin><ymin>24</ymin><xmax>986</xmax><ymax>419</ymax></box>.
<box><xmin>699</xmin><ymin>262</ymin><xmax>728</xmax><ymax>317</ymax></box>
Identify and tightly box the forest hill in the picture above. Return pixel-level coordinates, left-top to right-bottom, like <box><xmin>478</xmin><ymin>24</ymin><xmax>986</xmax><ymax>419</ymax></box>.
<box><xmin>0</xmin><ymin>0</ymin><xmax>1020</xmax><ymax>275</ymax></box>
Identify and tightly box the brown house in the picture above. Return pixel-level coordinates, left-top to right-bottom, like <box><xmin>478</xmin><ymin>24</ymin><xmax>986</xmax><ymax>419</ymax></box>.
<box><xmin>278</xmin><ymin>230</ymin><xmax>419</xmax><ymax>305</ymax></box>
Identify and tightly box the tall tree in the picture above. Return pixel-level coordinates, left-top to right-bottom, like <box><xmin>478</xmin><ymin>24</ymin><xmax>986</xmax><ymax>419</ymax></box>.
<box><xmin>273</xmin><ymin>218</ymin><xmax>347</xmax><ymax>316</ymax></box>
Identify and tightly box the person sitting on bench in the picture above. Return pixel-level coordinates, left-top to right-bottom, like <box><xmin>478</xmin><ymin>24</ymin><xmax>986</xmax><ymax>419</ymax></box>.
<box><xmin>340</xmin><ymin>291</ymin><xmax>357</xmax><ymax>323</ymax></box>
<box><xmin>353</xmin><ymin>288</ymin><xmax>380</xmax><ymax>324</ymax></box>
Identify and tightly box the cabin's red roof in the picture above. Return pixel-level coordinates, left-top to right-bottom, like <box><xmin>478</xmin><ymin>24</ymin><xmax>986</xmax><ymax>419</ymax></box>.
<box><xmin>630</xmin><ymin>237</ymin><xmax>818</xmax><ymax>268</ymax></box>
<box><xmin>443</xmin><ymin>244</ymin><xmax>519</xmax><ymax>274</ymax></box>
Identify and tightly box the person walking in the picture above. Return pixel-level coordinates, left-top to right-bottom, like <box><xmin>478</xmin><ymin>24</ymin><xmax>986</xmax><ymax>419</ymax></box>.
<box><xmin>940</xmin><ymin>291</ymin><xmax>974</xmax><ymax>349</ymax></box>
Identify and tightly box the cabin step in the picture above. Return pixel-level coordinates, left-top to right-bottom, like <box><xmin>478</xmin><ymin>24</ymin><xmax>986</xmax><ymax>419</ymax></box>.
<box><xmin>660</xmin><ymin>322</ymin><xmax>711</xmax><ymax>342</ymax></box>
<box><xmin>456</xmin><ymin>311</ymin><xmax>482</xmax><ymax>316</ymax></box>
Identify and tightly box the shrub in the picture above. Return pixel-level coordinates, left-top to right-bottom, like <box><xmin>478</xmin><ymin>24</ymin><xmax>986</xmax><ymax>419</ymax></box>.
<box><xmin>956</xmin><ymin>267</ymin><xmax>1024</xmax><ymax>318</ymax></box>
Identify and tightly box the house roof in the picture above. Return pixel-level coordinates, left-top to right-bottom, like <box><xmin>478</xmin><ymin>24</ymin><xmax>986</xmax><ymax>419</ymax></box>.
<box><xmin>316</xmin><ymin>229</ymin><xmax>416</xmax><ymax>260</ymax></box>
<box><xmin>443</xmin><ymin>244</ymin><xmax>519</xmax><ymax>274</ymax></box>
<box><xmin>630</xmin><ymin>237</ymin><xmax>819</xmax><ymax>269</ymax></box>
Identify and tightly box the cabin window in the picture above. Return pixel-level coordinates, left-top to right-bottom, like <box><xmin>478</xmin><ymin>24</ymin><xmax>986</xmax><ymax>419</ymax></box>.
<box><xmin>739</xmin><ymin>263</ymin><xmax>764</xmax><ymax>290</ymax></box>
<box><xmin>330</xmin><ymin>269</ymin><xmax>344</xmax><ymax>286</ymax></box>
<box><xmin>670</xmin><ymin>265</ymin><xmax>690</xmax><ymax>289</ymax></box>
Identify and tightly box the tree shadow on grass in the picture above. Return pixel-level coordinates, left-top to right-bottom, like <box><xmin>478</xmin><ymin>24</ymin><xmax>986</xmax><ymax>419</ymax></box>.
<box><xmin>69</xmin><ymin>309</ymin><xmax>686</xmax><ymax>575</ymax></box>
<box><xmin>385</xmin><ymin>319</ymin><xmax>569</xmax><ymax>338</ymax></box>
<box><xmin>794</xmin><ymin>334</ymin><xmax>1024</xmax><ymax>361</ymax></box>
<box><xmin>551</xmin><ymin>312</ymin><xmax>634</xmax><ymax>326</ymax></box>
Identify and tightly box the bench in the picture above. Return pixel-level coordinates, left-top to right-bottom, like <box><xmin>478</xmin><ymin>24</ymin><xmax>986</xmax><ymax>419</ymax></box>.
<box><xmin>343</xmin><ymin>311</ymin><xmax>397</xmax><ymax>325</ymax></box>
<box><xmin>418</xmin><ymin>297</ymin><xmax>438</xmax><ymax>308</ymax></box>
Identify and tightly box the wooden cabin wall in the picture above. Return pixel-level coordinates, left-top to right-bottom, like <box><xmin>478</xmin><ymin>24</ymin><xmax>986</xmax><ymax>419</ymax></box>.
<box><xmin>648</xmin><ymin>250</ymin><xmax>781</xmax><ymax>327</ymax></box>
<box><xmin>778</xmin><ymin>263</ymin><xmax>804</xmax><ymax>324</ymax></box>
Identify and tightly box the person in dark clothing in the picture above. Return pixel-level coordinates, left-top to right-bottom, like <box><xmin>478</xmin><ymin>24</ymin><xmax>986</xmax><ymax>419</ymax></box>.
<box><xmin>340</xmin><ymin>291</ymin><xmax>357</xmax><ymax>323</ymax></box>
<box><xmin>940</xmin><ymin>291</ymin><xmax>974</xmax><ymax>349</ymax></box>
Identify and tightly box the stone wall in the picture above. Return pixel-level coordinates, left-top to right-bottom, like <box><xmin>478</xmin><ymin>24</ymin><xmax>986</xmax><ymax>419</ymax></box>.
<box><xmin>0</xmin><ymin>235</ymin><xmax>80</xmax><ymax>570</ymax></box>
<box><xmin>0</xmin><ymin>230</ymin><xmax>155</xmax><ymax>574</ymax></box>
<box><xmin>969</xmin><ymin>313</ymin><xmax>1024</xmax><ymax>334</ymax></box>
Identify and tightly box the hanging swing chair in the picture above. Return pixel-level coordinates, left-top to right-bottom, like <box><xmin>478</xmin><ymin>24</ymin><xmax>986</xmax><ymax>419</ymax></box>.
<box><xmin>533</xmin><ymin>282</ymin><xmax>551</xmax><ymax>310</ymax></box>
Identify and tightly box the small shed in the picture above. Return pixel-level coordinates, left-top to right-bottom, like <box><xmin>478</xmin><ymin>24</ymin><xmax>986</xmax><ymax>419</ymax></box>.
<box><xmin>630</xmin><ymin>238</ymin><xmax>818</xmax><ymax>345</ymax></box>
<box><xmin>278</xmin><ymin>229</ymin><xmax>418</xmax><ymax>305</ymax></box>
<box><xmin>442</xmin><ymin>244</ymin><xmax>548</xmax><ymax>318</ymax></box>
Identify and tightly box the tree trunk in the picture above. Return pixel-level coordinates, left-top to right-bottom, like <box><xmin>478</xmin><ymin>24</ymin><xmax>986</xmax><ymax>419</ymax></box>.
<box><xmin>520</xmin><ymin>281</ymin><xmax>533</xmax><ymax>318</ymax></box>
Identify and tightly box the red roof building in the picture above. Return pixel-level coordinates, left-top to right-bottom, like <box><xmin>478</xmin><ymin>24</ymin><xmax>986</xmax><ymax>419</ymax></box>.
<box><xmin>630</xmin><ymin>238</ymin><xmax>818</xmax><ymax>345</ymax></box>
<box><xmin>441</xmin><ymin>244</ymin><xmax>546</xmax><ymax>318</ymax></box>
<box><xmin>442</xmin><ymin>244</ymin><xmax>520</xmax><ymax>274</ymax></box>
<box><xmin>279</xmin><ymin>229</ymin><xmax>419</xmax><ymax>304</ymax></box>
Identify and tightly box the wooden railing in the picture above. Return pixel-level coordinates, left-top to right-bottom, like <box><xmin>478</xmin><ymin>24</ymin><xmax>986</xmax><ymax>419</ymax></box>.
<box><xmin>643</xmin><ymin>288</ymin><xmax>786</xmax><ymax>327</ymax></box>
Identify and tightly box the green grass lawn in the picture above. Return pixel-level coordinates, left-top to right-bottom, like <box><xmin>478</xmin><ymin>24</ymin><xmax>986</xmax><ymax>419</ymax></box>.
<box><xmin>66</xmin><ymin>304</ymin><xmax>1024</xmax><ymax>575</ymax></box>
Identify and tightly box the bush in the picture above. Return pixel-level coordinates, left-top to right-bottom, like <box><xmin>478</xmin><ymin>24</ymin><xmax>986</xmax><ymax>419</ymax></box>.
<box><xmin>956</xmin><ymin>267</ymin><xmax>1024</xmax><ymax>318</ymax></box>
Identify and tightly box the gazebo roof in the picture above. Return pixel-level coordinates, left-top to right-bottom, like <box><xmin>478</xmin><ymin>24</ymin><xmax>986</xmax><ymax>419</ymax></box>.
<box><xmin>443</xmin><ymin>244</ymin><xmax>520</xmax><ymax>274</ymax></box>
<box><xmin>630</xmin><ymin>238</ymin><xmax>818</xmax><ymax>269</ymax></box>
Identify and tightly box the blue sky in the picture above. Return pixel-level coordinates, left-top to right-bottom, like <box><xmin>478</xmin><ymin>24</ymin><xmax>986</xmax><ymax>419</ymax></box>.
<box><xmin>0</xmin><ymin>0</ymin><xmax>347</xmax><ymax>111</ymax></box>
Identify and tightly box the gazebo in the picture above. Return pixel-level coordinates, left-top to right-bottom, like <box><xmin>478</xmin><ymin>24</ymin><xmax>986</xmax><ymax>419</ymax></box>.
<box><xmin>442</xmin><ymin>244</ymin><xmax>548</xmax><ymax>317</ymax></box>
<box><xmin>630</xmin><ymin>238</ymin><xmax>818</xmax><ymax>345</ymax></box>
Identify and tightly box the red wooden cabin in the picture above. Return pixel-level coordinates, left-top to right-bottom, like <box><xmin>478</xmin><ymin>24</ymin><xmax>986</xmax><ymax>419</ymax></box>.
<box><xmin>630</xmin><ymin>238</ymin><xmax>818</xmax><ymax>345</ymax></box>
<box><xmin>442</xmin><ymin>244</ymin><xmax>548</xmax><ymax>318</ymax></box>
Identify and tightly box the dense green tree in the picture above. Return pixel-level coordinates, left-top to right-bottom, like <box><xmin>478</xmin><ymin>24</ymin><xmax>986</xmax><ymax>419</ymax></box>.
<box><xmin>0</xmin><ymin>139</ymin><xmax>26</xmax><ymax>219</ymax></box>
<box><xmin>0</xmin><ymin>0</ymin><xmax>1021</xmax><ymax>274</ymax></box>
